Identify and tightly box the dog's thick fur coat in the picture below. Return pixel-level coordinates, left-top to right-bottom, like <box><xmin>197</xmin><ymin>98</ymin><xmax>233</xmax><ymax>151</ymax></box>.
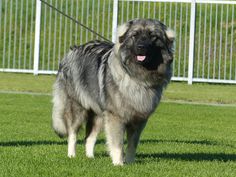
<box><xmin>52</xmin><ymin>19</ymin><xmax>175</xmax><ymax>165</ymax></box>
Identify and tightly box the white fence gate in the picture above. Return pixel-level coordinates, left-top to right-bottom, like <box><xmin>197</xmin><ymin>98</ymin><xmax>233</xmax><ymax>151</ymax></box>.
<box><xmin>0</xmin><ymin>0</ymin><xmax>235</xmax><ymax>84</ymax></box>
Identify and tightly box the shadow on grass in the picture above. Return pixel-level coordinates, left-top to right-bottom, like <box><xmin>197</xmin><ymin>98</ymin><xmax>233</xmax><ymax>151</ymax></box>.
<box><xmin>136</xmin><ymin>152</ymin><xmax>236</xmax><ymax>162</ymax></box>
<box><xmin>0</xmin><ymin>139</ymin><xmax>235</xmax><ymax>162</ymax></box>
<box><xmin>140</xmin><ymin>139</ymin><xmax>235</xmax><ymax>148</ymax></box>
<box><xmin>0</xmin><ymin>139</ymin><xmax>106</xmax><ymax>147</ymax></box>
<box><xmin>0</xmin><ymin>140</ymin><xmax>68</xmax><ymax>147</ymax></box>
<box><xmin>0</xmin><ymin>139</ymin><xmax>234</xmax><ymax>148</ymax></box>
<box><xmin>95</xmin><ymin>152</ymin><xmax>236</xmax><ymax>162</ymax></box>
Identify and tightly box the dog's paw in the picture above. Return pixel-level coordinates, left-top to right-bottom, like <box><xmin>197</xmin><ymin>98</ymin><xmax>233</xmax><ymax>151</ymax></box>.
<box><xmin>68</xmin><ymin>153</ymin><xmax>76</xmax><ymax>158</ymax></box>
<box><xmin>125</xmin><ymin>159</ymin><xmax>135</xmax><ymax>164</ymax></box>
<box><xmin>86</xmin><ymin>153</ymin><xmax>94</xmax><ymax>158</ymax></box>
<box><xmin>125</xmin><ymin>154</ymin><xmax>135</xmax><ymax>164</ymax></box>
<box><xmin>112</xmin><ymin>160</ymin><xmax>124</xmax><ymax>166</ymax></box>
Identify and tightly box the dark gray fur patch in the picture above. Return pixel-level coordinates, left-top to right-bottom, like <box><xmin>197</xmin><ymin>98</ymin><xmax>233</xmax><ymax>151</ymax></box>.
<box><xmin>57</xmin><ymin>40</ymin><xmax>113</xmax><ymax>109</ymax></box>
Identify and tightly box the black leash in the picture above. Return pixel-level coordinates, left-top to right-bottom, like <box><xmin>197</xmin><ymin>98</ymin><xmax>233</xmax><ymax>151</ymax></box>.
<box><xmin>40</xmin><ymin>0</ymin><xmax>112</xmax><ymax>43</ymax></box>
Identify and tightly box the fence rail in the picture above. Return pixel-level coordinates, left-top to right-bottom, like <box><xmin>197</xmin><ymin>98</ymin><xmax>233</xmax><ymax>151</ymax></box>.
<box><xmin>0</xmin><ymin>0</ymin><xmax>235</xmax><ymax>84</ymax></box>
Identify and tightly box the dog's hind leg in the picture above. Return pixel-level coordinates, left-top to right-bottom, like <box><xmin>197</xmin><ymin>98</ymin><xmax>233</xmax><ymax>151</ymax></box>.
<box><xmin>66</xmin><ymin>100</ymin><xmax>87</xmax><ymax>158</ymax></box>
<box><xmin>85</xmin><ymin>115</ymin><xmax>103</xmax><ymax>158</ymax></box>
<box><xmin>125</xmin><ymin>120</ymin><xmax>147</xmax><ymax>163</ymax></box>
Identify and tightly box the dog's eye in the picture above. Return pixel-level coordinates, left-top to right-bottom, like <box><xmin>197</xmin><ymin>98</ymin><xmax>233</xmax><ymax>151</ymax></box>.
<box><xmin>132</xmin><ymin>32</ymin><xmax>138</xmax><ymax>37</ymax></box>
<box><xmin>149</xmin><ymin>32</ymin><xmax>157</xmax><ymax>39</ymax></box>
<box><xmin>151</xmin><ymin>35</ymin><xmax>157</xmax><ymax>39</ymax></box>
<box><xmin>155</xmin><ymin>39</ymin><xmax>165</xmax><ymax>48</ymax></box>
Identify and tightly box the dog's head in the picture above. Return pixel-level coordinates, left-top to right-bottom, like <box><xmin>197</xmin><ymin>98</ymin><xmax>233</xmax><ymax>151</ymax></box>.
<box><xmin>115</xmin><ymin>19</ymin><xmax>175</xmax><ymax>82</ymax></box>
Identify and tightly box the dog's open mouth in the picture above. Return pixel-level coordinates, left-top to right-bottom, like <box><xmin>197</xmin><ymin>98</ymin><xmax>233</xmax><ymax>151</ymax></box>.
<box><xmin>136</xmin><ymin>55</ymin><xmax>146</xmax><ymax>62</ymax></box>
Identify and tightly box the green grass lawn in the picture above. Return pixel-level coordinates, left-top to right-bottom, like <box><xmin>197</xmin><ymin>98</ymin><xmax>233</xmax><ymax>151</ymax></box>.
<box><xmin>0</xmin><ymin>93</ymin><xmax>235</xmax><ymax>177</ymax></box>
<box><xmin>0</xmin><ymin>73</ymin><xmax>236</xmax><ymax>177</ymax></box>
<box><xmin>1</xmin><ymin>72</ymin><xmax>236</xmax><ymax>104</ymax></box>
<box><xmin>1</xmin><ymin>1</ymin><xmax>236</xmax><ymax>79</ymax></box>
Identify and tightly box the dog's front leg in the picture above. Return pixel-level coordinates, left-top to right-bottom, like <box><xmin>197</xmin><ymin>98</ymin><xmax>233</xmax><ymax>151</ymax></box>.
<box><xmin>104</xmin><ymin>112</ymin><xmax>125</xmax><ymax>166</ymax></box>
<box><xmin>125</xmin><ymin>120</ymin><xmax>147</xmax><ymax>163</ymax></box>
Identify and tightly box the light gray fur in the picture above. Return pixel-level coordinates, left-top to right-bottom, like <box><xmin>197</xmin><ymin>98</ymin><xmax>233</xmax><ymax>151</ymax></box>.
<box><xmin>52</xmin><ymin>19</ymin><xmax>175</xmax><ymax>165</ymax></box>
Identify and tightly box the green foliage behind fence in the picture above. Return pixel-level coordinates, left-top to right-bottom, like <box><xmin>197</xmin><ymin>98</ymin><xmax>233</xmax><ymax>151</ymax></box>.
<box><xmin>0</xmin><ymin>0</ymin><xmax>235</xmax><ymax>80</ymax></box>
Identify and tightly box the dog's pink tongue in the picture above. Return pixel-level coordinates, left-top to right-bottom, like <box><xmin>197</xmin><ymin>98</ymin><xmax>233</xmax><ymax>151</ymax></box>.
<box><xmin>137</xmin><ymin>55</ymin><xmax>146</xmax><ymax>61</ymax></box>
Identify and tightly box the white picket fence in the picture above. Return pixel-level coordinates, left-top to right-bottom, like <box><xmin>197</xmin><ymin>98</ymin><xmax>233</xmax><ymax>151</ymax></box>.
<box><xmin>0</xmin><ymin>0</ymin><xmax>235</xmax><ymax>84</ymax></box>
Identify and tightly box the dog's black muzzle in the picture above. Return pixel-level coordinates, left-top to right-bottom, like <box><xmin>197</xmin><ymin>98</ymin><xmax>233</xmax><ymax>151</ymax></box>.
<box><xmin>135</xmin><ymin>43</ymin><xmax>151</xmax><ymax>55</ymax></box>
<box><xmin>135</xmin><ymin>35</ymin><xmax>152</xmax><ymax>55</ymax></box>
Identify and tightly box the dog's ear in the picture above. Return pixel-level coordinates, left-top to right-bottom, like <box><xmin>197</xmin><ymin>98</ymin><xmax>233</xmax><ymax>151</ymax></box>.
<box><xmin>118</xmin><ymin>24</ymin><xmax>129</xmax><ymax>43</ymax></box>
<box><xmin>117</xmin><ymin>20</ymin><xmax>134</xmax><ymax>43</ymax></box>
<box><xmin>165</xmin><ymin>28</ymin><xmax>175</xmax><ymax>55</ymax></box>
<box><xmin>165</xmin><ymin>28</ymin><xmax>175</xmax><ymax>42</ymax></box>
<box><xmin>162</xmin><ymin>28</ymin><xmax>175</xmax><ymax>64</ymax></box>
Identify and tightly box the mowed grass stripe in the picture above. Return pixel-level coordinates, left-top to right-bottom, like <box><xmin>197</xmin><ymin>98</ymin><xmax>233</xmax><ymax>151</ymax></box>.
<box><xmin>0</xmin><ymin>93</ymin><xmax>235</xmax><ymax>177</ymax></box>
<box><xmin>1</xmin><ymin>90</ymin><xmax>236</xmax><ymax>108</ymax></box>
<box><xmin>0</xmin><ymin>90</ymin><xmax>52</xmax><ymax>96</ymax></box>
<box><xmin>1</xmin><ymin>73</ymin><xmax>236</xmax><ymax>104</ymax></box>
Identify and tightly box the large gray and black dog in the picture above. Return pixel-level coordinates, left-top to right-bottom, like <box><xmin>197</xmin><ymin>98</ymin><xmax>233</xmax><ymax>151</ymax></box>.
<box><xmin>52</xmin><ymin>19</ymin><xmax>175</xmax><ymax>165</ymax></box>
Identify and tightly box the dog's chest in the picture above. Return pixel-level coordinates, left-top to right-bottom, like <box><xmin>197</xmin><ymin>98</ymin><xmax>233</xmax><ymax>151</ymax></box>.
<box><xmin>107</xmin><ymin>57</ymin><xmax>163</xmax><ymax>119</ymax></box>
<box><xmin>114</xmin><ymin>76</ymin><xmax>162</xmax><ymax>118</ymax></box>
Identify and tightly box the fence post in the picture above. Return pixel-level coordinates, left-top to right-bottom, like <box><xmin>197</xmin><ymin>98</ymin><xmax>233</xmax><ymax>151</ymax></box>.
<box><xmin>112</xmin><ymin>0</ymin><xmax>118</xmax><ymax>43</ymax></box>
<box><xmin>188</xmin><ymin>0</ymin><xmax>196</xmax><ymax>84</ymax></box>
<box><xmin>33</xmin><ymin>0</ymin><xmax>41</xmax><ymax>75</ymax></box>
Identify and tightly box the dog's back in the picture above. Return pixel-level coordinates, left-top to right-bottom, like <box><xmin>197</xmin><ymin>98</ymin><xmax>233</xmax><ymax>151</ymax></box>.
<box><xmin>52</xmin><ymin>40</ymin><xmax>113</xmax><ymax>137</ymax></box>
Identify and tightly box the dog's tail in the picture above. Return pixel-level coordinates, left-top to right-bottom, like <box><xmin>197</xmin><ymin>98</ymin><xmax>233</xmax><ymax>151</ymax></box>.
<box><xmin>52</xmin><ymin>82</ymin><xmax>68</xmax><ymax>138</ymax></box>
